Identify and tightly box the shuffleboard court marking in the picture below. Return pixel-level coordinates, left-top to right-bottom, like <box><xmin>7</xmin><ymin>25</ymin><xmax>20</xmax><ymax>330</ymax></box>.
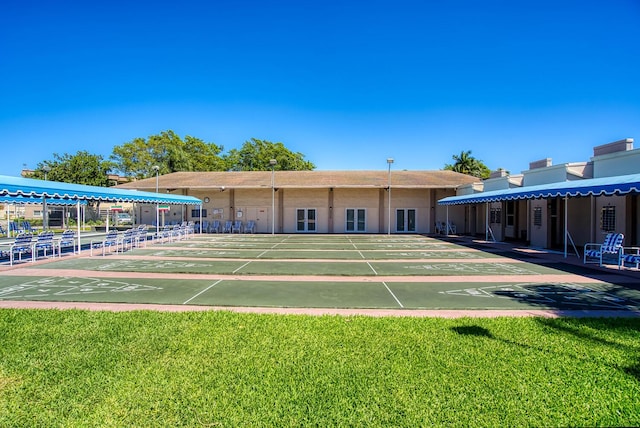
<box><xmin>347</xmin><ymin>236</ymin><xmax>365</xmax><ymax>259</ymax></box>
<box><xmin>183</xmin><ymin>279</ymin><xmax>223</xmax><ymax>305</ymax></box>
<box><xmin>0</xmin><ymin>276</ymin><xmax>163</xmax><ymax>299</ymax></box>
<box><xmin>366</xmin><ymin>262</ymin><xmax>378</xmax><ymax>275</ymax></box>
<box><xmin>233</xmin><ymin>260</ymin><xmax>253</xmax><ymax>274</ymax></box>
<box><xmin>383</xmin><ymin>281</ymin><xmax>404</xmax><ymax>308</ymax></box>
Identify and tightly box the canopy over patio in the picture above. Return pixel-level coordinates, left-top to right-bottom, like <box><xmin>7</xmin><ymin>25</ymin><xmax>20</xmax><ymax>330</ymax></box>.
<box><xmin>0</xmin><ymin>175</ymin><xmax>201</xmax><ymax>205</ymax></box>
<box><xmin>438</xmin><ymin>173</ymin><xmax>640</xmax><ymax>206</ymax></box>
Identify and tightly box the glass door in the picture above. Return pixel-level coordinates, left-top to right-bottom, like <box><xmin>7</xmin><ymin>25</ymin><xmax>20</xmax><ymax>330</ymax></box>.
<box><xmin>346</xmin><ymin>209</ymin><xmax>366</xmax><ymax>232</ymax></box>
<box><xmin>396</xmin><ymin>209</ymin><xmax>416</xmax><ymax>232</ymax></box>
<box><xmin>296</xmin><ymin>209</ymin><xmax>317</xmax><ymax>232</ymax></box>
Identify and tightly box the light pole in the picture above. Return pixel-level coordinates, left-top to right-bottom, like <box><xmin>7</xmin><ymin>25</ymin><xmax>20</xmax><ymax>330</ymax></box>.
<box><xmin>153</xmin><ymin>165</ymin><xmax>160</xmax><ymax>233</ymax></box>
<box><xmin>42</xmin><ymin>166</ymin><xmax>51</xmax><ymax>230</ymax></box>
<box><xmin>270</xmin><ymin>159</ymin><xmax>277</xmax><ymax>235</ymax></box>
<box><xmin>387</xmin><ymin>158</ymin><xmax>394</xmax><ymax>235</ymax></box>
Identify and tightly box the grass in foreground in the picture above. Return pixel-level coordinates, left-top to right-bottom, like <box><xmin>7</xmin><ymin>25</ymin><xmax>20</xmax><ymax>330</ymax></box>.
<box><xmin>0</xmin><ymin>310</ymin><xmax>639</xmax><ymax>427</ymax></box>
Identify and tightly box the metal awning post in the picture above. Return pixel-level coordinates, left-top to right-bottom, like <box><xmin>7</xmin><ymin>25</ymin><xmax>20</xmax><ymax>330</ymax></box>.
<box><xmin>564</xmin><ymin>196</ymin><xmax>568</xmax><ymax>258</ymax></box>
<box><xmin>77</xmin><ymin>201</ymin><xmax>82</xmax><ymax>254</ymax></box>
<box><xmin>445</xmin><ymin>206</ymin><xmax>449</xmax><ymax>236</ymax></box>
<box><xmin>485</xmin><ymin>202</ymin><xmax>489</xmax><ymax>242</ymax></box>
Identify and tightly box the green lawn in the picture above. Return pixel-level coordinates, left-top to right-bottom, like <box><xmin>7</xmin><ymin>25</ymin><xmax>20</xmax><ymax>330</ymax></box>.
<box><xmin>1</xmin><ymin>310</ymin><xmax>639</xmax><ymax>427</ymax></box>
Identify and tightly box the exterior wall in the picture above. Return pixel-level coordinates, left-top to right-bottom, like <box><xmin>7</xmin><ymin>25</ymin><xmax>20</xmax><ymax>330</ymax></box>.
<box><xmin>566</xmin><ymin>197</ymin><xmax>591</xmax><ymax>247</ymax></box>
<box><xmin>332</xmin><ymin>188</ymin><xmax>381</xmax><ymax>233</ymax></box>
<box><xmin>594</xmin><ymin>195</ymin><xmax>627</xmax><ymax>242</ymax></box>
<box><xmin>281</xmin><ymin>188</ymin><xmax>330</xmax><ymax>233</ymax></box>
<box><xmin>593</xmin><ymin>149</ymin><xmax>640</xmax><ymax>178</ymax></box>
<box><xmin>230</xmin><ymin>189</ymin><xmax>272</xmax><ymax>234</ymax></box>
<box><xmin>390</xmin><ymin>188</ymin><xmax>431</xmax><ymax>233</ymax></box>
<box><xmin>522</xmin><ymin>163</ymin><xmax>590</xmax><ymax>186</ymax></box>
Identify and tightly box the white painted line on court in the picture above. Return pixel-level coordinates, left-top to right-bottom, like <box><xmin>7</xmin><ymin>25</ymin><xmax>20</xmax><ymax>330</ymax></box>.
<box><xmin>257</xmin><ymin>250</ymin><xmax>269</xmax><ymax>258</ymax></box>
<box><xmin>348</xmin><ymin>236</ymin><xmax>357</xmax><ymax>249</ymax></box>
<box><xmin>233</xmin><ymin>261</ymin><xmax>253</xmax><ymax>274</ymax></box>
<box><xmin>383</xmin><ymin>281</ymin><xmax>404</xmax><ymax>308</ymax></box>
<box><xmin>366</xmin><ymin>262</ymin><xmax>378</xmax><ymax>275</ymax></box>
<box><xmin>183</xmin><ymin>279</ymin><xmax>223</xmax><ymax>305</ymax></box>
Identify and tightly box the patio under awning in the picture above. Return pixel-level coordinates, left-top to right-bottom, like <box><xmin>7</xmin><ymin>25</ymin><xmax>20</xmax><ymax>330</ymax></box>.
<box><xmin>0</xmin><ymin>175</ymin><xmax>202</xmax><ymax>252</ymax></box>
<box><xmin>437</xmin><ymin>173</ymin><xmax>640</xmax><ymax>258</ymax></box>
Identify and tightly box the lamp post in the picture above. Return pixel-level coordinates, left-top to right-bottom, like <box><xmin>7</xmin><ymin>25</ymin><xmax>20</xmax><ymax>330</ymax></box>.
<box><xmin>270</xmin><ymin>159</ymin><xmax>277</xmax><ymax>235</ymax></box>
<box><xmin>42</xmin><ymin>166</ymin><xmax>51</xmax><ymax>230</ymax></box>
<box><xmin>153</xmin><ymin>165</ymin><xmax>160</xmax><ymax>234</ymax></box>
<box><xmin>387</xmin><ymin>158</ymin><xmax>394</xmax><ymax>235</ymax></box>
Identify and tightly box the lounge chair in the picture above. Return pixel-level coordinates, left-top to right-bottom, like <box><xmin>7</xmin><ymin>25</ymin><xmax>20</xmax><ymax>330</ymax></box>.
<box><xmin>244</xmin><ymin>220</ymin><xmax>256</xmax><ymax>233</ymax></box>
<box><xmin>223</xmin><ymin>220</ymin><xmax>233</xmax><ymax>233</ymax></box>
<box><xmin>232</xmin><ymin>220</ymin><xmax>243</xmax><ymax>233</ymax></box>
<box><xmin>22</xmin><ymin>220</ymin><xmax>38</xmax><ymax>234</ymax></box>
<box><xmin>9</xmin><ymin>221</ymin><xmax>22</xmax><ymax>235</ymax></box>
<box><xmin>90</xmin><ymin>230</ymin><xmax>120</xmax><ymax>256</ymax></box>
<box><xmin>583</xmin><ymin>233</ymin><xmax>624</xmax><ymax>268</ymax></box>
<box><xmin>621</xmin><ymin>247</ymin><xmax>640</xmax><ymax>270</ymax></box>
<box><xmin>210</xmin><ymin>220</ymin><xmax>221</xmax><ymax>233</ymax></box>
<box><xmin>56</xmin><ymin>230</ymin><xmax>77</xmax><ymax>257</ymax></box>
<box><xmin>32</xmin><ymin>231</ymin><xmax>56</xmax><ymax>260</ymax></box>
<box><xmin>7</xmin><ymin>233</ymin><xmax>34</xmax><ymax>265</ymax></box>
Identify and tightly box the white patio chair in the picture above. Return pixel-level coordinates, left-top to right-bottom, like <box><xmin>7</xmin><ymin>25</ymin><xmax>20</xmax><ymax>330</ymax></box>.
<box><xmin>583</xmin><ymin>233</ymin><xmax>624</xmax><ymax>268</ymax></box>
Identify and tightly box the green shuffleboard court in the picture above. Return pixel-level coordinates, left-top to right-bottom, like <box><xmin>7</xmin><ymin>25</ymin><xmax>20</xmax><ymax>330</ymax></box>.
<box><xmin>2</xmin><ymin>233</ymin><xmax>639</xmax><ymax>312</ymax></box>
<box><xmin>33</xmin><ymin>257</ymin><xmax>572</xmax><ymax>276</ymax></box>
<box><xmin>1</xmin><ymin>275</ymin><xmax>639</xmax><ymax>310</ymax></box>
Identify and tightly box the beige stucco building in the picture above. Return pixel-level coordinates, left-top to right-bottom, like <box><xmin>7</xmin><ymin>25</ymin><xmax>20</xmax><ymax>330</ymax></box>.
<box><xmin>118</xmin><ymin>170</ymin><xmax>477</xmax><ymax>234</ymax></box>
<box><xmin>441</xmin><ymin>139</ymin><xmax>640</xmax><ymax>251</ymax></box>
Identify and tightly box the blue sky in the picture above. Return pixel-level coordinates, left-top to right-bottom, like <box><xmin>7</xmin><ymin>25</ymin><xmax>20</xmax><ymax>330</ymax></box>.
<box><xmin>1</xmin><ymin>0</ymin><xmax>639</xmax><ymax>176</ymax></box>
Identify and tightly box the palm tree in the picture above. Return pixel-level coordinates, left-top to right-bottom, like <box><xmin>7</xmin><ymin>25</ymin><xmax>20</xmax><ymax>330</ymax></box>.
<box><xmin>444</xmin><ymin>150</ymin><xmax>490</xmax><ymax>179</ymax></box>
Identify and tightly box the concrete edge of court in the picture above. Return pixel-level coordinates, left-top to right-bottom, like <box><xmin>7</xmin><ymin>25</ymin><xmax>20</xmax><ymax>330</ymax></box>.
<box><xmin>1</xmin><ymin>300</ymin><xmax>639</xmax><ymax>318</ymax></box>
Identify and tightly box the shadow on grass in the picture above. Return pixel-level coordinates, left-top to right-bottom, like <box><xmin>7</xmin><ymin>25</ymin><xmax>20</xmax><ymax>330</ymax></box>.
<box><xmin>451</xmin><ymin>325</ymin><xmax>494</xmax><ymax>338</ymax></box>
<box><xmin>452</xmin><ymin>319</ymin><xmax>640</xmax><ymax>382</ymax></box>
<box><xmin>535</xmin><ymin>317</ymin><xmax>640</xmax><ymax>382</ymax></box>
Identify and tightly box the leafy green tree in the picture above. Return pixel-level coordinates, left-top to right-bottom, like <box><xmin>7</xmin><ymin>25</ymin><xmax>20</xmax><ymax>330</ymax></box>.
<box><xmin>223</xmin><ymin>138</ymin><xmax>315</xmax><ymax>171</ymax></box>
<box><xmin>444</xmin><ymin>150</ymin><xmax>490</xmax><ymax>179</ymax></box>
<box><xmin>28</xmin><ymin>151</ymin><xmax>114</xmax><ymax>186</ymax></box>
<box><xmin>110</xmin><ymin>130</ymin><xmax>225</xmax><ymax>178</ymax></box>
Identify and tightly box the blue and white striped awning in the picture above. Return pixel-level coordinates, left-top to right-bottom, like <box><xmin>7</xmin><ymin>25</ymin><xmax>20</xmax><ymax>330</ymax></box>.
<box><xmin>0</xmin><ymin>195</ymin><xmax>87</xmax><ymax>205</ymax></box>
<box><xmin>439</xmin><ymin>173</ymin><xmax>640</xmax><ymax>206</ymax></box>
<box><xmin>0</xmin><ymin>175</ymin><xmax>201</xmax><ymax>205</ymax></box>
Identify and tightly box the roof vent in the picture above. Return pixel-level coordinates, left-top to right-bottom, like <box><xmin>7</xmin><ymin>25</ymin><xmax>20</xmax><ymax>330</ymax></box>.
<box><xmin>529</xmin><ymin>158</ymin><xmax>552</xmax><ymax>170</ymax></box>
<box><xmin>593</xmin><ymin>138</ymin><xmax>634</xmax><ymax>157</ymax></box>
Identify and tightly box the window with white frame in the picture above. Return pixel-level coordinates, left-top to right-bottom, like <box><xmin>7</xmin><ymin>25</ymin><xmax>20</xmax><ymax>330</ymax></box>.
<box><xmin>346</xmin><ymin>209</ymin><xmax>366</xmax><ymax>232</ymax></box>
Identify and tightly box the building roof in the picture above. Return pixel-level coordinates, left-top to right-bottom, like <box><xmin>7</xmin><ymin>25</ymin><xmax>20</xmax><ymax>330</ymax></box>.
<box><xmin>116</xmin><ymin>170</ymin><xmax>478</xmax><ymax>191</ymax></box>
